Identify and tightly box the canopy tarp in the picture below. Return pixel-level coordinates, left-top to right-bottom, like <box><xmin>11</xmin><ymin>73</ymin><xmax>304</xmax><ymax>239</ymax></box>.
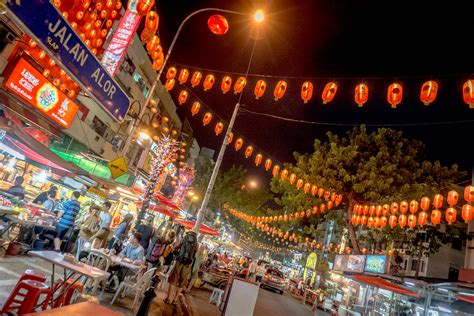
<box><xmin>174</xmin><ymin>219</ymin><xmax>220</xmax><ymax>236</ymax></box>
<box><xmin>353</xmin><ymin>275</ymin><xmax>420</xmax><ymax>298</ymax></box>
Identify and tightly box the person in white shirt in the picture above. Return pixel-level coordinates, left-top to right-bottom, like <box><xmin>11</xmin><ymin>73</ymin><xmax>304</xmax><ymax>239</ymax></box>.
<box><xmin>90</xmin><ymin>201</ymin><xmax>112</xmax><ymax>248</ymax></box>
<box><xmin>248</xmin><ymin>259</ymin><xmax>258</xmax><ymax>282</ymax></box>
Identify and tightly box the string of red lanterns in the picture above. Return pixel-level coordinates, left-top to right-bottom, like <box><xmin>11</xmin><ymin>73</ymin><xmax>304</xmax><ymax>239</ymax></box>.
<box><xmin>352</xmin><ymin>186</ymin><xmax>474</xmax><ymax>229</ymax></box>
<box><xmin>165</xmin><ymin>67</ymin><xmax>474</xmax><ymax>109</ymax></box>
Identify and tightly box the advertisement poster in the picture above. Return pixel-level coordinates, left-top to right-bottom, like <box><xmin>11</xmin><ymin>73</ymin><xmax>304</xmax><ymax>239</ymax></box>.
<box><xmin>346</xmin><ymin>255</ymin><xmax>366</xmax><ymax>273</ymax></box>
<box><xmin>364</xmin><ymin>255</ymin><xmax>388</xmax><ymax>273</ymax></box>
<box><xmin>5</xmin><ymin>57</ymin><xmax>78</xmax><ymax>128</ymax></box>
<box><xmin>333</xmin><ymin>255</ymin><xmax>347</xmax><ymax>271</ymax></box>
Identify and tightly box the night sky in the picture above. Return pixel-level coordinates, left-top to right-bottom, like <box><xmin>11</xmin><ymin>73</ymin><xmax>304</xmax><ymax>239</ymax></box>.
<box><xmin>153</xmin><ymin>0</ymin><xmax>474</xmax><ymax>184</ymax></box>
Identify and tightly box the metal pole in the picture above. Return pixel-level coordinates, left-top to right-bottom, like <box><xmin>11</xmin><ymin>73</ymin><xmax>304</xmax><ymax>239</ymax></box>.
<box><xmin>193</xmin><ymin>27</ymin><xmax>260</xmax><ymax>233</ymax></box>
<box><xmin>122</xmin><ymin>8</ymin><xmax>245</xmax><ymax>157</ymax></box>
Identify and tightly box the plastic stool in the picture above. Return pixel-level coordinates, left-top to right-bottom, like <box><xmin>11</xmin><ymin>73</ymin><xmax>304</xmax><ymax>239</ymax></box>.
<box><xmin>19</xmin><ymin>269</ymin><xmax>47</xmax><ymax>283</ymax></box>
<box><xmin>52</xmin><ymin>278</ymin><xmax>84</xmax><ymax>308</ymax></box>
<box><xmin>209</xmin><ymin>288</ymin><xmax>224</xmax><ymax>306</ymax></box>
<box><xmin>1</xmin><ymin>280</ymin><xmax>51</xmax><ymax>314</ymax></box>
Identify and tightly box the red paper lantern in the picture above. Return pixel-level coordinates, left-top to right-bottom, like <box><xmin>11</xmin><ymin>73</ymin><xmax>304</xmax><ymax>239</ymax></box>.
<box><xmin>190</xmin><ymin>71</ymin><xmax>202</xmax><ymax>87</ymax></box>
<box><xmin>244</xmin><ymin>146</ymin><xmax>253</xmax><ymax>158</ymax></box>
<box><xmin>361</xmin><ymin>215</ymin><xmax>368</xmax><ymax>226</ymax></box>
<box><xmin>387</xmin><ymin>83</ymin><xmax>403</xmax><ymax>108</ymax></box>
<box><xmin>191</xmin><ymin>102</ymin><xmax>201</xmax><ymax>116</ymax></box>
<box><xmin>272</xmin><ymin>165</ymin><xmax>280</xmax><ymax>177</ymax></box>
<box><xmin>320</xmin><ymin>204</ymin><xmax>326</xmax><ymax>213</ymax></box>
<box><xmin>367</xmin><ymin>216</ymin><xmax>374</xmax><ymax>227</ymax></box>
<box><xmin>445</xmin><ymin>207</ymin><xmax>457</xmax><ymax>224</ymax></box>
<box><xmin>368</xmin><ymin>205</ymin><xmax>375</xmax><ymax>217</ymax></box>
<box><xmin>420</xmin><ymin>197</ymin><xmax>430</xmax><ymax>211</ymax></box>
<box><xmin>254</xmin><ymin>80</ymin><xmax>266</xmax><ymax>99</ymax></box>
<box><xmin>221</xmin><ymin>76</ymin><xmax>232</xmax><ymax>94</ymax></box>
<box><xmin>354</xmin><ymin>83</ymin><xmax>369</xmax><ymax>107</ymax></box>
<box><xmin>375</xmin><ymin>205</ymin><xmax>383</xmax><ymax>217</ymax></box>
<box><xmin>234</xmin><ymin>138</ymin><xmax>243</xmax><ymax>151</ymax></box>
<box><xmin>335</xmin><ymin>195</ymin><xmax>343</xmax><ymax>206</ymax></box>
<box><xmin>255</xmin><ymin>154</ymin><xmax>263</xmax><ymax>166</ymax></box>
<box><xmin>420</xmin><ymin>80</ymin><xmax>438</xmax><ymax>105</ymax></box>
<box><xmin>462</xmin><ymin>79</ymin><xmax>474</xmax><ymax>109</ymax></box>
<box><xmin>382</xmin><ymin>204</ymin><xmax>390</xmax><ymax>216</ymax></box>
<box><xmin>322</xmin><ymin>82</ymin><xmax>337</xmax><ymax>104</ymax></box>
<box><xmin>431</xmin><ymin>209</ymin><xmax>441</xmax><ymax>225</ymax></box>
<box><xmin>301</xmin><ymin>81</ymin><xmax>313</xmax><ymax>103</ymax></box>
<box><xmin>447</xmin><ymin>190</ymin><xmax>459</xmax><ymax>206</ymax></box>
<box><xmin>313</xmin><ymin>205</ymin><xmax>319</xmax><ymax>215</ymax></box>
<box><xmin>274</xmin><ymin>80</ymin><xmax>288</xmax><ymax>101</ymax></box>
<box><xmin>202</xmin><ymin>112</ymin><xmax>213</xmax><ymax>126</ymax></box>
<box><xmin>214</xmin><ymin>122</ymin><xmax>224</xmax><ymax>136</ymax></box>
<box><xmin>289</xmin><ymin>173</ymin><xmax>297</xmax><ymax>185</ymax></box>
<box><xmin>303</xmin><ymin>183</ymin><xmax>311</xmax><ymax>194</ymax></box>
<box><xmin>380</xmin><ymin>216</ymin><xmax>388</xmax><ymax>228</ymax></box>
<box><xmin>146</xmin><ymin>35</ymin><xmax>160</xmax><ymax>52</ymax></box>
<box><xmin>296</xmin><ymin>179</ymin><xmax>304</xmax><ymax>190</ymax></box>
<box><xmin>373</xmin><ymin>217</ymin><xmax>380</xmax><ymax>228</ymax></box>
<box><xmin>280</xmin><ymin>169</ymin><xmax>288</xmax><ymax>181</ymax></box>
<box><xmin>409</xmin><ymin>200</ymin><xmax>419</xmax><ymax>213</ymax></box>
<box><xmin>234</xmin><ymin>76</ymin><xmax>247</xmax><ymax>94</ymax></box>
<box><xmin>227</xmin><ymin>132</ymin><xmax>233</xmax><ymax>144</ymax></box>
<box><xmin>391</xmin><ymin>202</ymin><xmax>399</xmax><ymax>215</ymax></box>
<box><xmin>264</xmin><ymin>159</ymin><xmax>272</xmax><ymax>171</ymax></box>
<box><xmin>399</xmin><ymin>201</ymin><xmax>408</xmax><ymax>214</ymax></box>
<box><xmin>389</xmin><ymin>215</ymin><xmax>398</xmax><ymax>228</ymax></box>
<box><xmin>433</xmin><ymin>194</ymin><xmax>443</xmax><ymax>209</ymax></box>
<box><xmin>136</xmin><ymin>0</ymin><xmax>155</xmax><ymax>16</ymax></box>
<box><xmin>317</xmin><ymin>188</ymin><xmax>324</xmax><ymax>198</ymax></box>
<box><xmin>398</xmin><ymin>214</ymin><xmax>407</xmax><ymax>228</ymax></box>
<box><xmin>461</xmin><ymin>204</ymin><xmax>473</xmax><ymax>223</ymax></box>
<box><xmin>178</xmin><ymin>69</ymin><xmax>189</xmax><ymax>84</ymax></box>
<box><xmin>356</xmin><ymin>215</ymin><xmax>362</xmax><ymax>225</ymax></box>
<box><xmin>311</xmin><ymin>185</ymin><xmax>318</xmax><ymax>196</ymax></box>
<box><xmin>324</xmin><ymin>191</ymin><xmax>332</xmax><ymax>201</ymax></box>
<box><xmin>465</xmin><ymin>186</ymin><xmax>474</xmax><ymax>202</ymax></box>
<box><xmin>418</xmin><ymin>211</ymin><xmax>428</xmax><ymax>226</ymax></box>
<box><xmin>166</xmin><ymin>67</ymin><xmax>177</xmax><ymax>80</ymax></box>
<box><xmin>407</xmin><ymin>214</ymin><xmax>417</xmax><ymax>228</ymax></box>
<box><xmin>207</xmin><ymin>15</ymin><xmax>229</xmax><ymax>35</ymax></box>
<box><xmin>165</xmin><ymin>78</ymin><xmax>176</xmax><ymax>91</ymax></box>
<box><xmin>178</xmin><ymin>90</ymin><xmax>188</xmax><ymax>105</ymax></box>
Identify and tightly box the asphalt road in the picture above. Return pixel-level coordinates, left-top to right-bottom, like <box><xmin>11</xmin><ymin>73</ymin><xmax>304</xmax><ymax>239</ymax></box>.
<box><xmin>254</xmin><ymin>287</ymin><xmax>317</xmax><ymax>316</ymax></box>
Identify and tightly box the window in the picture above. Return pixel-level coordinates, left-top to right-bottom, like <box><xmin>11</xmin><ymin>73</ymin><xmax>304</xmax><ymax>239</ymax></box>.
<box><xmin>133</xmin><ymin>73</ymin><xmax>142</xmax><ymax>82</ymax></box>
<box><xmin>143</xmin><ymin>86</ymin><xmax>150</xmax><ymax>97</ymax></box>
<box><xmin>411</xmin><ymin>260</ymin><xmax>418</xmax><ymax>272</ymax></box>
<box><xmin>0</xmin><ymin>21</ymin><xmax>18</xmax><ymax>52</ymax></box>
<box><xmin>90</xmin><ymin>116</ymin><xmax>107</xmax><ymax>138</ymax></box>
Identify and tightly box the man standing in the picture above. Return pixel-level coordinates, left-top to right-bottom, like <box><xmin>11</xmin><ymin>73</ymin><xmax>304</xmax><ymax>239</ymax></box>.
<box><xmin>54</xmin><ymin>191</ymin><xmax>81</xmax><ymax>252</ymax></box>
<box><xmin>248</xmin><ymin>258</ymin><xmax>258</xmax><ymax>282</ymax></box>
<box><xmin>90</xmin><ymin>201</ymin><xmax>112</xmax><ymax>249</ymax></box>
<box><xmin>137</xmin><ymin>216</ymin><xmax>155</xmax><ymax>252</ymax></box>
<box><xmin>165</xmin><ymin>231</ymin><xmax>198</xmax><ymax>305</ymax></box>
<box><xmin>6</xmin><ymin>176</ymin><xmax>26</xmax><ymax>200</ymax></box>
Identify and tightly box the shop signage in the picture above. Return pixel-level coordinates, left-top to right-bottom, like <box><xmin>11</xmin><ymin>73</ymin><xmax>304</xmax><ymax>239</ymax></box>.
<box><xmin>87</xmin><ymin>187</ymin><xmax>108</xmax><ymax>200</ymax></box>
<box><xmin>333</xmin><ymin>255</ymin><xmax>347</xmax><ymax>271</ymax></box>
<box><xmin>346</xmin><ymin>255</ymin><xmax>366</xmax><ymax>273</ymax></box>
<box><xmin>5</xmin><ymin>57</ymin><xmax>78</xmax><ymax>128</ymax></box>
<box><xmin>108</xmin><ymin>156</ymin><xmax>128</xmax><ymax>179</ymax></box>
<box><xmin>303</xmin><ymin>252</ymin><xmax>317</xmax><ymax>287</ymax></box>
<box><xmin>6</xmin><ymin>0</ymin><xmax>131</xmax><ymax>122</ymax></box>
<box><xmin>364</xmin><ymin>255</ymin><xmax>388</xmax><ymax>273</ymax></box>
<box><xmin>102</xmin><ymin>2</ymin><xmax>142</xmax><ymax>76</ymax></box>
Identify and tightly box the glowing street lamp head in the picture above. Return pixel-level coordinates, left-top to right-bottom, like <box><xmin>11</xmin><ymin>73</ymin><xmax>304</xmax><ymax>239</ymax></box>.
<box><xmin>138</xmin><ymin>131</ymin><xmax>151</xmax><ymax>140</ymax></box>
<box><xmin>254</xmin><ymin>10</ymin><xmax>264</xmax><ymax>23</ymax></box>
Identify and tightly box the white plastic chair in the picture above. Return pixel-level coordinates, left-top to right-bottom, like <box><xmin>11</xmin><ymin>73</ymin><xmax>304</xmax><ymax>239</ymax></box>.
<box><xmin>110</xmin><ymin>267</ymin><xmax>157</xmax><ymax>310</ymax></box>
<box><xmin>209</xmin><ymin>288</ymin><xmax>224</xmax><ymax>306</ymax></box>
<box><xmin>83</xmin><ymin>250</ymin><xmax>112</xmax><ymax>298</ymax></box>
<box><xmin>158</xmin><ymin>261</ymin><xmax>176</xmax><ymax>291</ymax></box>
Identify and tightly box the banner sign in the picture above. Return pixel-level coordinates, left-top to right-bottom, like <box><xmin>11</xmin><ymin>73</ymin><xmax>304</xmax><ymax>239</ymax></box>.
<box><xmin>364</xmin><ymin>255</ymin><xmax>388</xmax><ymax>273</ymax></box>
<box><xmin>5</xmin><ymin>57</ymin><xmax>78</xmax><ymax>128</ymax></box>
<box><xmin>6</xmin><ymin>0</ymin><xmax>131</xmax><ymax>122</ymax></box>
<box><xmin>102</xmin><ymin>4</ymin><xmax>142</xmax><ymax>76</ymax></box>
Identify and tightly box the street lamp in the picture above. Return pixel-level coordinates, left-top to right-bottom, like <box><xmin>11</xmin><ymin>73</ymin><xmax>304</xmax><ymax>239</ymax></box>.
<box><xmin>193</xmin><ymin>10</ymin><xmax>265</xmax><ymax>233</ymax></box>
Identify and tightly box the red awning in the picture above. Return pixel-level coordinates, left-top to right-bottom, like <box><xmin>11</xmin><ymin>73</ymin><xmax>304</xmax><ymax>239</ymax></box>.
<box><xmin>173</xmin><ymin>219</ymin><xmax>220</xmax><ymax>236</ymax></box>
<box><xmin>154</xmin><ymin>194</ymin><xmax>180</xmax><ymax>210</ymax></box>
<box><xmin>148</xmin><ymin>205</ymin><xmax>179</xmax><ymax>219</ymax></box>
<box><xmin>353</xmin><ymin>275</ymin><xmax>420</xmax><ymax>298</ymax></box>
<box><xmin>456</xmin><ymin>295</ymin><xmax>474</xmax><ymax>304</ymax></box>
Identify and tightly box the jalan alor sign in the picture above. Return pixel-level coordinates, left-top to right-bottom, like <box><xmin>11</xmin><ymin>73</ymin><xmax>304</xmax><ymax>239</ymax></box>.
<box><xmin>6</xmin><ymin>0</ymin><xmax>131</xmax><ymax>122</ymax></box>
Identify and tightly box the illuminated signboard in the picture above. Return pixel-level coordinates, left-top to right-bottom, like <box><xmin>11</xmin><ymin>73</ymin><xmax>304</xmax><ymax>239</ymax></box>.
<box><xmin>333</xmin><ymin>255</ymin><xmax>347</xmax><ymax>271</ymax></box>
<box><xmin>102</xmin><ymin>1</ymin><xmax>142</xmax><ymax>76</ymax></box>
<box><xmin>364</xmin><ymin>255</ymin><xmax>388</xmax><ymax>273</ymax></box>
<box><xmin>5</xmin><ymin>57</ymin><xmax>78</xmax><ymax>128</ymax></box>
<box><xmin>346</xmin><ymin>255</ymin><xmax>366</xmax><ymax>273</ymax></box>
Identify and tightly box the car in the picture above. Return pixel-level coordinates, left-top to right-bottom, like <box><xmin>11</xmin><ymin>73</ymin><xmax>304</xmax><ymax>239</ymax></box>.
<box><xmin>201</xmin><ymin>267</ymin><xmax>232</xmax><ymax>289</ymax></box>
<box><xmin>260</xmin><ymin>268</ymin><xmax>285</xmax><ymax>294</ymax></box>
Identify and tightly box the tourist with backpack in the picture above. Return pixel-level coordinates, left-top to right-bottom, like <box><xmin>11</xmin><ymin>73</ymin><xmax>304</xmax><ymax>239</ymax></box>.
<box><xmin>164</xmin><ymin>230</ymin><xmax>198</xmax><ymax>305</ymax></box>
<box><xmin>146</xmin><ymin>229</ymin><xmax>176</xmax><ymax>268</ymax></box>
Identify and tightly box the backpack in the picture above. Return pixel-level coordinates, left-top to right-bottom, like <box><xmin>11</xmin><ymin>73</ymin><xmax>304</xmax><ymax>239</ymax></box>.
<box><xmin>176</xmin><ymin>232</ymin><xmax>197</xmax><ymax>265</ymax></box>
<box><xmin>147</xmin><ymin>237</ymin><xmax>166</xmax><ymax>263</ymax></box>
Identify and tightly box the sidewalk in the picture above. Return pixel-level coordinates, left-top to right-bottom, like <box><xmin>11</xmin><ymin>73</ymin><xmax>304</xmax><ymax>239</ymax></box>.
<box><xmin>185</xmin><ymin>287</ymin><xmax>220</xmax><ymax>316</ymax></box>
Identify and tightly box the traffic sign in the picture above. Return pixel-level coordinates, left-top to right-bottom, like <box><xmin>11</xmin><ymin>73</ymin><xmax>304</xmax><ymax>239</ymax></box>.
<box><xmin>108</xmin><ymin>156</ymin><xmax>128</xmax><ymax>179</ymax></box>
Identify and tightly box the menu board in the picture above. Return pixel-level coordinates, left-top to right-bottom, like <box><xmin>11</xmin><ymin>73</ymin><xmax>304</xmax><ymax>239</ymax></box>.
<box><xmin>364</xmin><ymin>255</ymin><xmax>388</xmax><ymax>273</ymax></box>
<box><xmin>346</xmin><ymin>255</ymin><xmax>366</xmax><ymax>273</ymax></box>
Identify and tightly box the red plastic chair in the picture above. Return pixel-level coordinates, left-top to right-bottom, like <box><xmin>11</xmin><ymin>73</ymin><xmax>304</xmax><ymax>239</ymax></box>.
<box><xmin>1</xmin><ymin>280</ymin><xmax>51</xmax><ymax>314</ymax></box>
<box><xmin>19</xmin><ymin>269</ymin><xmax>47</xmax><ymax>283</ymax></box>
<box><xmin>52</xmin><ymin>278</ymin><xmax>84</xmax><ymax>308</ymax></box>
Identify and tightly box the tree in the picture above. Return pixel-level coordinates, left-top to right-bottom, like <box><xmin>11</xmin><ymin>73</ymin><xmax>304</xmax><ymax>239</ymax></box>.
<box><xmin>271</xmin><ymin>126</ymin><xmax>465</xmax><ymax>253</ymax></box>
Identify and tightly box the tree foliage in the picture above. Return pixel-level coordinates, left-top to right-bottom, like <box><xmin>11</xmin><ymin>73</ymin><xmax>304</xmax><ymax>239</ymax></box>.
<box><xmin>271</xmin><ymin>125</ymin><xmax>465</xmax><ymax>253</ymax></box>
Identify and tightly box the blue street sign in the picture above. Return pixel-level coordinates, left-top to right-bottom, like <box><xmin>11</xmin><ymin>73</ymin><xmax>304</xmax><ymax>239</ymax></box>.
<box><xmin>6</xmin><ymin>0</ymin><xmax>131</xmax><ymax>122</ymax></box>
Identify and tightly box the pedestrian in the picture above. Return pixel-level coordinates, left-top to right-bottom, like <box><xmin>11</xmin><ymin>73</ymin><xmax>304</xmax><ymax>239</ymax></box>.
<box><xmin>256</xmin><ymin>263</ymin><xmax>265</xmax><ymax>284</ymax></box>
<box><xmin>137</xmin><ymin>216</ymin><xmax>155</xmax><ymax>252</ymax></box>
<box><xmin>248</xmin><ymin>258</ymin><xmax>258</xmax><ymax>282</ymax></box>
<box><xmin>146</xmin><ymin>229</ymin><xmax>176</xmax><ymax>268</ymax></box>
<box><xmin>33</xmin><ymin>185</ymin><xmax>58</xmax><ymax>204</ymax></box>
<box><xmin>76</xmin><ymin>205</ymin><xmax>100</xmax><ymax>259</ymax></box>
<box><xmin>107</xmin><ymin>213</ymin><xmax>133</xmax><ymax>252</ymax></box>
<box><xmin>165</xmin><ymin>230</ymin><xmax>198</xmax><ymax>305</ymax></box>
<box><xmin>89</xmin><ymin>201</ymin><xmax>112</xmax><ymax>249</ymax></box>
<box><xmin>54</xmin><ymin>191</ymin><xmax>81</xmax><ymax>252</ymax></box>
<box><xmin>6</xmin><ymin>176</ymin><xmax>26</xmax><ymax>199</ymax></box>
<box><xmin>186</xmin><ymin>243</ymin><xmax>207</xmax><ymax>292</ymax></box>
<box><xmin>109</xmin><ymin>232</ymin><xmax>145</xmax><ymax>283</ymax></box>
<box><xmin>41</xmin><ymin>190</ymin><xmax>57</xmax><ymax>212</ymax></box>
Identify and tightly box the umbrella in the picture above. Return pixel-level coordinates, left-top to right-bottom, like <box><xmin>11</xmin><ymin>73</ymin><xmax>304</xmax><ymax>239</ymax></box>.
<box><xmin>154</xmin><ymin>193</ymin><xmax>180</xmax><ymax>210</ymax></box>
<box><xmin>173</xmin><ymin>219</ymin><xmax>220</xmax><ymax>236</ymax></box>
